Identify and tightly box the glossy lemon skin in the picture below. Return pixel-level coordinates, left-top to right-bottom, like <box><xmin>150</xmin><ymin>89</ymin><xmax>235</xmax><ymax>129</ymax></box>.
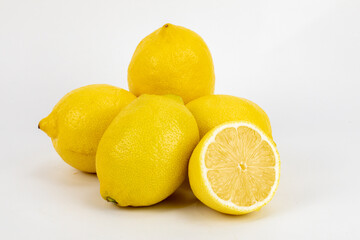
<box><xmin>186</xmin><ymin>95</ymin><xmax>272</xmax><ymax>138</ymax></box>
<box><xmin>39</xmin><ymin>84</ymin><xmax>136</xmax><ymax>173</ymax></box>
<box><xmin>96</xmin><ymin>94</ymin><xmax>199</xmax><ymax>207</ymax></box>
<box><xmin>128</xmin><ymin>23</ymin><xmax>215</xmax><ymax>103</ymax></box>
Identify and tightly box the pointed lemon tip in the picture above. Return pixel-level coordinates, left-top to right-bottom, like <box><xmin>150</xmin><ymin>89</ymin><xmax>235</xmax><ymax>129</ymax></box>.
<box><xmin>38</xmin><ymin>115</ymin><xmax>57</xmax><ymax>138</ymax></box>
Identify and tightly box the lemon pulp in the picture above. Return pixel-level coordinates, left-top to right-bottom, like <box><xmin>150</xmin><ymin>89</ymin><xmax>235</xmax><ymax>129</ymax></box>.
<box><xmin>205</xmin><ymin>125</ymin><xmax>277</xmax><ymax>207</ymax></box>
<box><xmin>189</xmin><ymin>121</ymin><xmax>280</xmax><ymax>214</ymax></box>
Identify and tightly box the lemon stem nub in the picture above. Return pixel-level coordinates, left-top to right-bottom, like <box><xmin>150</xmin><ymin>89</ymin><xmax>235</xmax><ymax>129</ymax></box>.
<box><xmin>106</xmin><ymin>197</ymin><xmax>118</xmax><ymax>204</ymax></box>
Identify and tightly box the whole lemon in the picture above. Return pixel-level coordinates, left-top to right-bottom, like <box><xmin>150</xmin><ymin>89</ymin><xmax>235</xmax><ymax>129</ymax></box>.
<box><xmin>186</xmin><ymin>95</ymin><xmax>272</xmax><ymax>138</ymax></box>
<box><xmin>96</xmin><ymin>94</ymin><xmax>199</xmax><ymax>207</ymax></box>
<box><xmin>128</xmin><ymin>23</ymin><xmax>215</xmax><ymax>103</ymax></box>
<box><xmin>38</xmin><ymin>84</ymin><xmax>136</xmax><ymax>173</ymax></box>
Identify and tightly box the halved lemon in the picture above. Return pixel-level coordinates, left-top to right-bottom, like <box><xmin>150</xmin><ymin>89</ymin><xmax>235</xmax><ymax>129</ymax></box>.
<box><xmin>188</xmin><ymin>121</ymin><xmax>280</xmax><ymax>215</ymax></box>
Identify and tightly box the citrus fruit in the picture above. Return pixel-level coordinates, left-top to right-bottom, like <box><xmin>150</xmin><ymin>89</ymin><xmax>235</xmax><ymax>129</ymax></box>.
<box><xmin>128</xmin><ymin>23</ymin><xmax>215</xmax><ymax>103</ymax></box>
<box><xmin>96</xmin><ymin>94</ymin><xmax>199</xmax><ymax>207</ymax></box>
<box><xmin>186</xmin><ymin>95</ymin><xmax>272</xmax><ymax>138</ymax></box>
<box><xmin>188</xmin><ymin>121</ymin><xmax>280</xmax><ymax>215</ymax></box>
<box><xmin>38</xmin><ymin>84</ymin><xmax>136</xmax><ymax>173</ymax></box>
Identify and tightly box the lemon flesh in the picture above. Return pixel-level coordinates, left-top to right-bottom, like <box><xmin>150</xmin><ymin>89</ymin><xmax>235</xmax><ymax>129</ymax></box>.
<box><xmin>38</xmin><ymin>84</ymin><xmax>136</xmax><ymax>173</ymax></box>
<box><xmin>186</xmin><ymin>95</ymin><xmax>272</xmax><ymax>138</ymax></box>
<box><xmin>188</xmin><ymin>121</ymin><xmax>280</xmax><ymax>215</ymax></box>
<box><xmin>96</xmin><ymin>94</ymin><xmax>199</xmax><ymax>207</ymax></box>
<box><xmin>128</xmin><ymin>23</ymin><xmax>215</xmax><ymax>103</ymax></box>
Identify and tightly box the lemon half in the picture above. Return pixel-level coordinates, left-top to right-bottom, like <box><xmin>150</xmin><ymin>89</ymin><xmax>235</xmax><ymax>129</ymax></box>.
<box><xmin>188</xmin><ymin>121</ymin><xmax>280</xmax><ymax>215</ymax></box>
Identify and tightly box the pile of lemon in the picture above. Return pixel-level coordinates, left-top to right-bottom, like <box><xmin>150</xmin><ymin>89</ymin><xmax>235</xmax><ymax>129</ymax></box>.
<box><xmin>39</xmin><ymin>24</ymin><xmax>280</xmax><ymax>215</ymax></box>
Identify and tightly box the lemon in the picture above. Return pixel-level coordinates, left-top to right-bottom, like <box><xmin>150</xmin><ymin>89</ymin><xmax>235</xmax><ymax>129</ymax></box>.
<box><xmin>186</xmin><ymin>95</ymin><xmax>272</xmax><ymax>138</ymax></box>
<box><xmin>96</xmin><ymin>94</ymin><xmax>199</xmax><ymax>207</ymax></box>
<box><xmin>38</xmin><ymin>84</ymin><xmax>136</xmax><ymax>173</ymax></box>
<box><xmin>188</xmin><ymin>121</ymin><xmax>280</xmax><ymax>215</ymax></box>
<box><xmin>128</xmin><ymin>23</ymin><xmax>215</xmax><ymax>103</ymax></box>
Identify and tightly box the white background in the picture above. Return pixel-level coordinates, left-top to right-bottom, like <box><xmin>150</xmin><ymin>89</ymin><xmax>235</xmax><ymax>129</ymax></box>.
<box><xmin>1</xmin><ymin>0</ymin><xmax>359</xmax><ymax>239</ymax></box>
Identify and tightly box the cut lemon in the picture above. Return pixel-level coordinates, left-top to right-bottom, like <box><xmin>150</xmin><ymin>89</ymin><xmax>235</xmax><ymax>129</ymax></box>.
<box><xmin>188</xmin><ymin>121</ymin><xmax>280</xmax><ymax>215</ymax></box>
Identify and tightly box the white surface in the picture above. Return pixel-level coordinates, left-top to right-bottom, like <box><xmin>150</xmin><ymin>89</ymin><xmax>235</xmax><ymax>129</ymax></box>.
<box><xmin>1</xmin><ymin>0</ymin><xmax>359</xmax><ymax>239</ymax></box>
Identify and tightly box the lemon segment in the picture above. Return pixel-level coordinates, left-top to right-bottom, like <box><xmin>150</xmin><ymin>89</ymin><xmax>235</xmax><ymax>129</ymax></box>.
<box><xmin>188</xmin><ymin>121</ymin><xmax>280</xmax><ymax>215</ymax></box>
